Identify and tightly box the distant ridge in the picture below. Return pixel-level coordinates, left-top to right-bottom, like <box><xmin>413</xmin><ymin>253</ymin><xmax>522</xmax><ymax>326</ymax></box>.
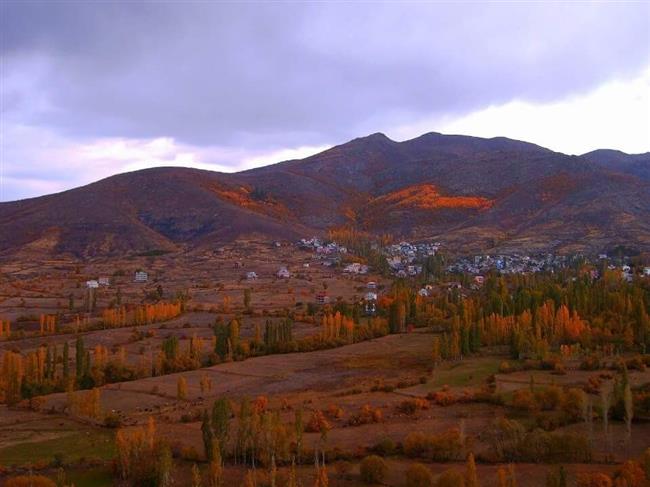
<box><xmin>1</xmin><ymin>132</ymin><xmax>649</xmax><ymax>257</ymax></box>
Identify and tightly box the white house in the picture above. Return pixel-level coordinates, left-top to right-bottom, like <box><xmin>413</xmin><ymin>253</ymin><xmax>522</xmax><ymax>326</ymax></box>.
<box><xmin>246</xmin><ymin>271</ymin><xmax>258</xmax><ymax>281</ymax></box>
<box><xmin>86</xmin><ymin>280</ymin><xmax>99</xmax><ymax>289</ymax></box>
<box><xmin>367</xmin><ymin>281</ymin><xmax>377</xmax><ymax>289</ymax></box>
<box><xmin>365</xmin><ymin>292</ymin><xmax>378</xmax><ymax>301</ymax></box>
<box><xmin>344</xmin><ymin>263</ymin><xmax>361</xmax><ymax>273</ymax></box>
<box><xmin>277</xmin><ymin>267</ymin><xmax>291</xmax><ymax>279</ymax></box>
<box><xmin>644</xmin><ymin>267</ymin><xmax>650</xmax><ymax>276</ymax></box>
<box><xmin>418</xmin><ymin>288</ymin><xmax>429</xmax><ymax>297</ymax></box>
<box><xmin>98</xmin><ymin>277</ymin><xmax>110</xmax><ymax>286</ymax></box>
<box><xmin>134</xmin><ymin>271</ymin><xmax>148</xmax><ymax>282</ymax></box>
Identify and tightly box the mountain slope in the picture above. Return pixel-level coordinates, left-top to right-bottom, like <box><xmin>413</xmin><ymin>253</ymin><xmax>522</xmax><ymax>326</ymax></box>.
<box><xmin>582</xmin><ymin>149</ymin><xmax>650</xmax><ymax>181</ymax></box>
<box><xmin>1</xmin><ymin>133</ymin><xmax>649</xmax><ymax>256</ymax></box>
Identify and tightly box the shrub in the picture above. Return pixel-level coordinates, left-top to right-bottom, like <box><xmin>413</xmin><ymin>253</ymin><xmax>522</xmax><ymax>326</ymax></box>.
<box><xmin>372</xmin><ymin>436</ymin><xmax>397</xmax><ymax>456</ymax></box>
<box><xmin>359</xmin><ymin>455</ymin><xmax>388</xmax><ymax>484</ymax></box>
<box><xmin>614</xmin><ymin>460</ymin><xmax>646</xmax><ymax>487</ymax></box>
<box><xmin>512</xmin><ymin>389</ymin><xmax>537</xmax><ymax>412</ymax></box>
<box><xmin>562</xmin><ymin>388</ymin><xmax>586</xmax><ymax>421</ymax></box>
<box><xmin>405</xmin><ymin>463</ymin><xmax>434</xmax><ymax>487</ymax></box>
<box><xmin>398</xmin><ymin>398</ymin><xmax>430</xmax><ymax>415</ymax></box>
<box><xmin>403</xmin><ymin>429</ymin><xmax>464</xmax><ymax>462</ymax></box>
<box><xmin>348</xmin><ymin>405</ymin><xmax>383</xmax><ymax>426</ymax></box>
<box><xmin>306</xmin><ymin>410</ymin><xmax>332</xmax><ymax>434</ymax></box>
<box><xmin>535</xmin><ymin>385</ymin><xmax>564</xmax><ymax>411</ymax></box>
<box><xmin>499</xmin><ymin>361</ymin><xmax>517</xmax><ymax>374</ymax></box>
<box><xmin>485</xmin><ymin>418</ymin><xmax>591</xmax><ymax>463</ymax></box>
<box><xmin>427</xmin><ymin>386</ymin><xmax>457</xmax><ymax>406</ymax></box>
<box><xmin>580</xmin><ymin>354</ymin><xmax>602</xmax><ymax>371</ymax></box>
<box><xmin>335</xmin><ymin>460</ymin><xmax>352</xmax><ymax>480</ymax></box>
<box><xmin>104</xmin><ymin>412</ymin><xmax>122</xmax><ymax>428</ymax></box>
<box><xmin>576</xmin><ymin>472</ymin><xmax>612</xmax><ymax>487</ymax></box>
<box><xmin>435</xmin><ymin>468</ymin><xmax>465</xmax><ymax>487</ymax></box>
<box><xmin>327</xmin><ymin>403</ymin><xmax>344</xmax><ymax>419</ymax></box>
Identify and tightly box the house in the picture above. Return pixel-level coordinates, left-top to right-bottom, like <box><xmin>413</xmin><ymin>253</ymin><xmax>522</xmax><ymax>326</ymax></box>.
<box><xmin>367</xmin><ymin>281</ymin><xmax>377</xmax><ymax>289</ymax></box>
<box><xmin>644</xmin><ymin>267</ymin><xmax>650</xmax><ymax>276</ymax></box>
<box><xmin>277</xmin><ymin>267</ymin><xmax>291</xmax><ymax>279</ymax></box>
<box><xmin>315</xmin><ymin>291</ymin><xmax>330</xmax><ymax>305</ymax></box>
<box><xmin>303</xmin><ymin>263</ymin><xmax>310</xmax><ymax>268</ymax></box>
<box><xmin>246</xmin><ymin>271</ymin><xmax>258</xmax><ymax>281</ymax></box>
<box><xmin>474</xmin><ymin>275</ymin><xmax>485</xmax><ymax>286</ymax></box>
<box><xmin>134</xmin><ymin>271</ymin><xmax>148</xmax><ymax>283</ymax></box>
<box><xmin>365</xmin><ymin>292</ymin><xmax>378</xmax><ymax>302</ymax></box>
<box><xmin>342</xmin><ymin>263</ymin><xmax>368</xmax><ymax>274</ymax></box>
<box><xmin>86</xmin><ymin>280</ymin><xmax>99</xmax><ymax>289</ymax></box>
<box><xmin>364</xmin><ymin>292</ymin><xmax>377</xmax><ymax>314</ymax></box>
<box><xmin>98</xmin><ymin>277</ymin><xmax>110</xmax><ymax>286</ymax></box>
<box><xmin>418</xmin><ymin>288</ymin><xmax>429</xmax><ymax>297</ymax></box>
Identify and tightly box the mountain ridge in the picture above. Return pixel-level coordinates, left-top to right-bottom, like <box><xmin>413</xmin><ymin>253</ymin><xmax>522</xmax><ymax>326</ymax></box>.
<box><xmin>2</xmin><ymin>132</ymin><xmax>649</xmax><ymax>257</ymax></box>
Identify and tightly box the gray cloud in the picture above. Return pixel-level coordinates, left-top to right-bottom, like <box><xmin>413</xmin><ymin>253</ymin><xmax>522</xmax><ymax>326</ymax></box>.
<box><xmin>1</xmin><ymin>1</ymin><xmax>649</xmax><ymax>200</ymax></box>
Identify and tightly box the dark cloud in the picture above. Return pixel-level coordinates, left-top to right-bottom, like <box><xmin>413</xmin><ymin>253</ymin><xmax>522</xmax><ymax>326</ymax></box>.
<box><xmin>2</xmin><ymin>1</ymin><xmax>648</xmax><ymax>151</ymax></box>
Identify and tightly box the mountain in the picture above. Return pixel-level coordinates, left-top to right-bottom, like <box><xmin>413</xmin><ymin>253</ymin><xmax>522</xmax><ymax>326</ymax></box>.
<box><xmin>582</xmin><ymin>149</ymin><xmax>650</xmax><ymax>181</ymax></box>
<box><xmin>1</xmin><ymin>132</ymin><xmax>649</xmax><ymax>257</ymax></box>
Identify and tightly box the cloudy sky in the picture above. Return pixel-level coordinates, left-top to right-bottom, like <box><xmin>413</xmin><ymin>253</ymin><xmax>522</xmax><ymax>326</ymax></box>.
<box><xmin>1</xmin><ymin>2</ymin><xmax>649</xmax><ymax>201</ymax></box>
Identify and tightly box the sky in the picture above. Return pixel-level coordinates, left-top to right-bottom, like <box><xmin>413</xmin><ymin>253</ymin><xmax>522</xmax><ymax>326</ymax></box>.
<box><xmin>1</xmin><ymin>2</ymin><xmax>649</xmax><ymax>202</ymax></box>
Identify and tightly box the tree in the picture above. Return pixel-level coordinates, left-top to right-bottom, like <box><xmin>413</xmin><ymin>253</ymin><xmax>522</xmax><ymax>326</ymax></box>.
<box><xmin>466</xmin><ymin>453</ymin><xmax>479</xmax><ymax>487</ymax></box>
<box><xmin>432</xmin><ymin>336</ymin><xmax>441</xmax><ymax>368</ymax></box>
<box><xmin>208</xmin><ymin>441</ymin><xmax>223</xmax><ymax>487</ymax></box>
<box><xmin>202</xmin><ymin>410</ymin><xmax>214</xmax><ymax>461</ymax></box>
<box><xmin>212</xmin><ymin>398</ymin><xmax>231</xmax><ymax>453</ymax></box>
<box><xmin>191</xmin><ymin>463</ymin><xmax>203</xmax><ymax>487</ymax></box>
<box><xmin>406</xmin><ymin>463</ymin><xmax>434</xmax><ymax>487</ymax></box>
<box><xmin>244</xmin><ymin>288</ymin><xmax>252</xmax><ymax>312</ymax></box>
<box><xmin>75</xmin><ymin>336</ymin><xmax>85</xmax><ymax>381</ymax></box>
<box><xmin>62</xmin><ymin>342</ymin><xmax>70</xmax><ymax>381</ymax></box>
<box><xmin>176</xmin><ymin>375</ymin><xmax>188</xmax><ymax>400</ymax></box>
<box><xmin>545</xmin><ymin>466</ymin><xmax>567</xmax><ymax>487</ymax></box>
<box><xmin>436</xmin><ymin>468</ymin><xmax>466</xmax><ymax>487</ymax></box>
<box><xmin>156</xmin><ymin>442</ymin><xmax>173</xmax><ymax>487</ymax></box>
<box><xmin>295</xmin><ymin>408</ymin><xmax>304</xmax><ymax>462</ymax></box>
<box><xmin>623</xmin><ymin>374</ymin><xmax>634</xmax><ymax>445</ymax></box>
<box><xmin>359</xmin><ymin>455</ymin><xmax>387</xmax><ymax>484</ymax></box>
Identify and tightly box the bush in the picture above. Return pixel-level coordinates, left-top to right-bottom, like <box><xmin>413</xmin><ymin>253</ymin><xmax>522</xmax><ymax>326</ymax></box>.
<box><xmin>398</xmin><ymin>398</ymin><xmax>430</xmax><ymax>415</ymax></box>
<box><xmin>534</xmin><ymin>385</ymin><xmax>564</xmax><ymax>411</ymax></box>
<box><xmin>403</xmin><ymin>429</ymin><xmax>464</xmax><ymax>462</ymax></box>
<box><xmin>576</xmin><ymin>472</ymin><xmax>612</xmax><ymax>487</ymax></box>
<box><xmin>348</xmin><ymin>405</ymin><xmax>383</xmax><ymax>426</ymax></box>
<box><xmin>104</xmin><ymin>412</ymin><xmax>122</xmax><ymax>428</ymax></box>
<box><xmin>435</xmin><ymin>468</ymin><xmax>465</xmax><ymax>487</ymax></box>
<box><xmin>512</xmin><ymin>389</ymin><xmax>537</xmax><ymax>412</ymax></box>
<box><xmin>405</xmin><ymin>463</ymin><xmax>434</xmax><ymax>487</ymax></box>
<box><xmin>372</xmin><ymin>436</ymin><xmax>397</xmax><ymax>456</ymax></box>
<box><xmin>360</xmin><ymin>455</ymin><xmax>388</xmax><ymax>484</ymax></box>
<box><xmin>484</xmin><ymin>418</ymin><xmax>591</xmax><ymax>463</ymax></box>
<box><xmin>580</xmin><ymin>354</ymin><xmax>602</xmax><ymax>371</ymax></box>
<box><xmin>562</xmin><ymin>388</ymin><xmax>586</xmax><ymax>421</ymax></box>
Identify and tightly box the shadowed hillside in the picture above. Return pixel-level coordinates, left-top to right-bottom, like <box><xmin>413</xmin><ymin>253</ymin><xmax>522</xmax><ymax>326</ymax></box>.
<box><xmin>1</xmin><ymin>132</ymin><xmax>649</xmax><ymax>256</ymax></box>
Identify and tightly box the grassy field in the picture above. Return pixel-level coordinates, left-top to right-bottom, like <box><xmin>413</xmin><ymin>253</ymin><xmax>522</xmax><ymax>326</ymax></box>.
<box><xmin>428</xmin><ymin>356</ymin><xmax>502</xmax><ymax>389</ymax></box>
<box><xmin>0</xmin><ymin>429</ymin><xmax>116</xmax><ymax>467</ymax></box>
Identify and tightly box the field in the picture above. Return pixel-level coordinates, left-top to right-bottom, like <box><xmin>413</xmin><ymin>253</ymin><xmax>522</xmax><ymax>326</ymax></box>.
<box><xmin>0</xmin><ymin>242</ymin><xmax>649</xmax><ymax>486</ymax></box>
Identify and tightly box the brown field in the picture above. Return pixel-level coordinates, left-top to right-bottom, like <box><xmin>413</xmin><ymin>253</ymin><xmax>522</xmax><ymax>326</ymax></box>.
<box><xmin>0</xmin><ymin>242</ymin><xmax>648</xmax><ymax>486</ymax></box>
